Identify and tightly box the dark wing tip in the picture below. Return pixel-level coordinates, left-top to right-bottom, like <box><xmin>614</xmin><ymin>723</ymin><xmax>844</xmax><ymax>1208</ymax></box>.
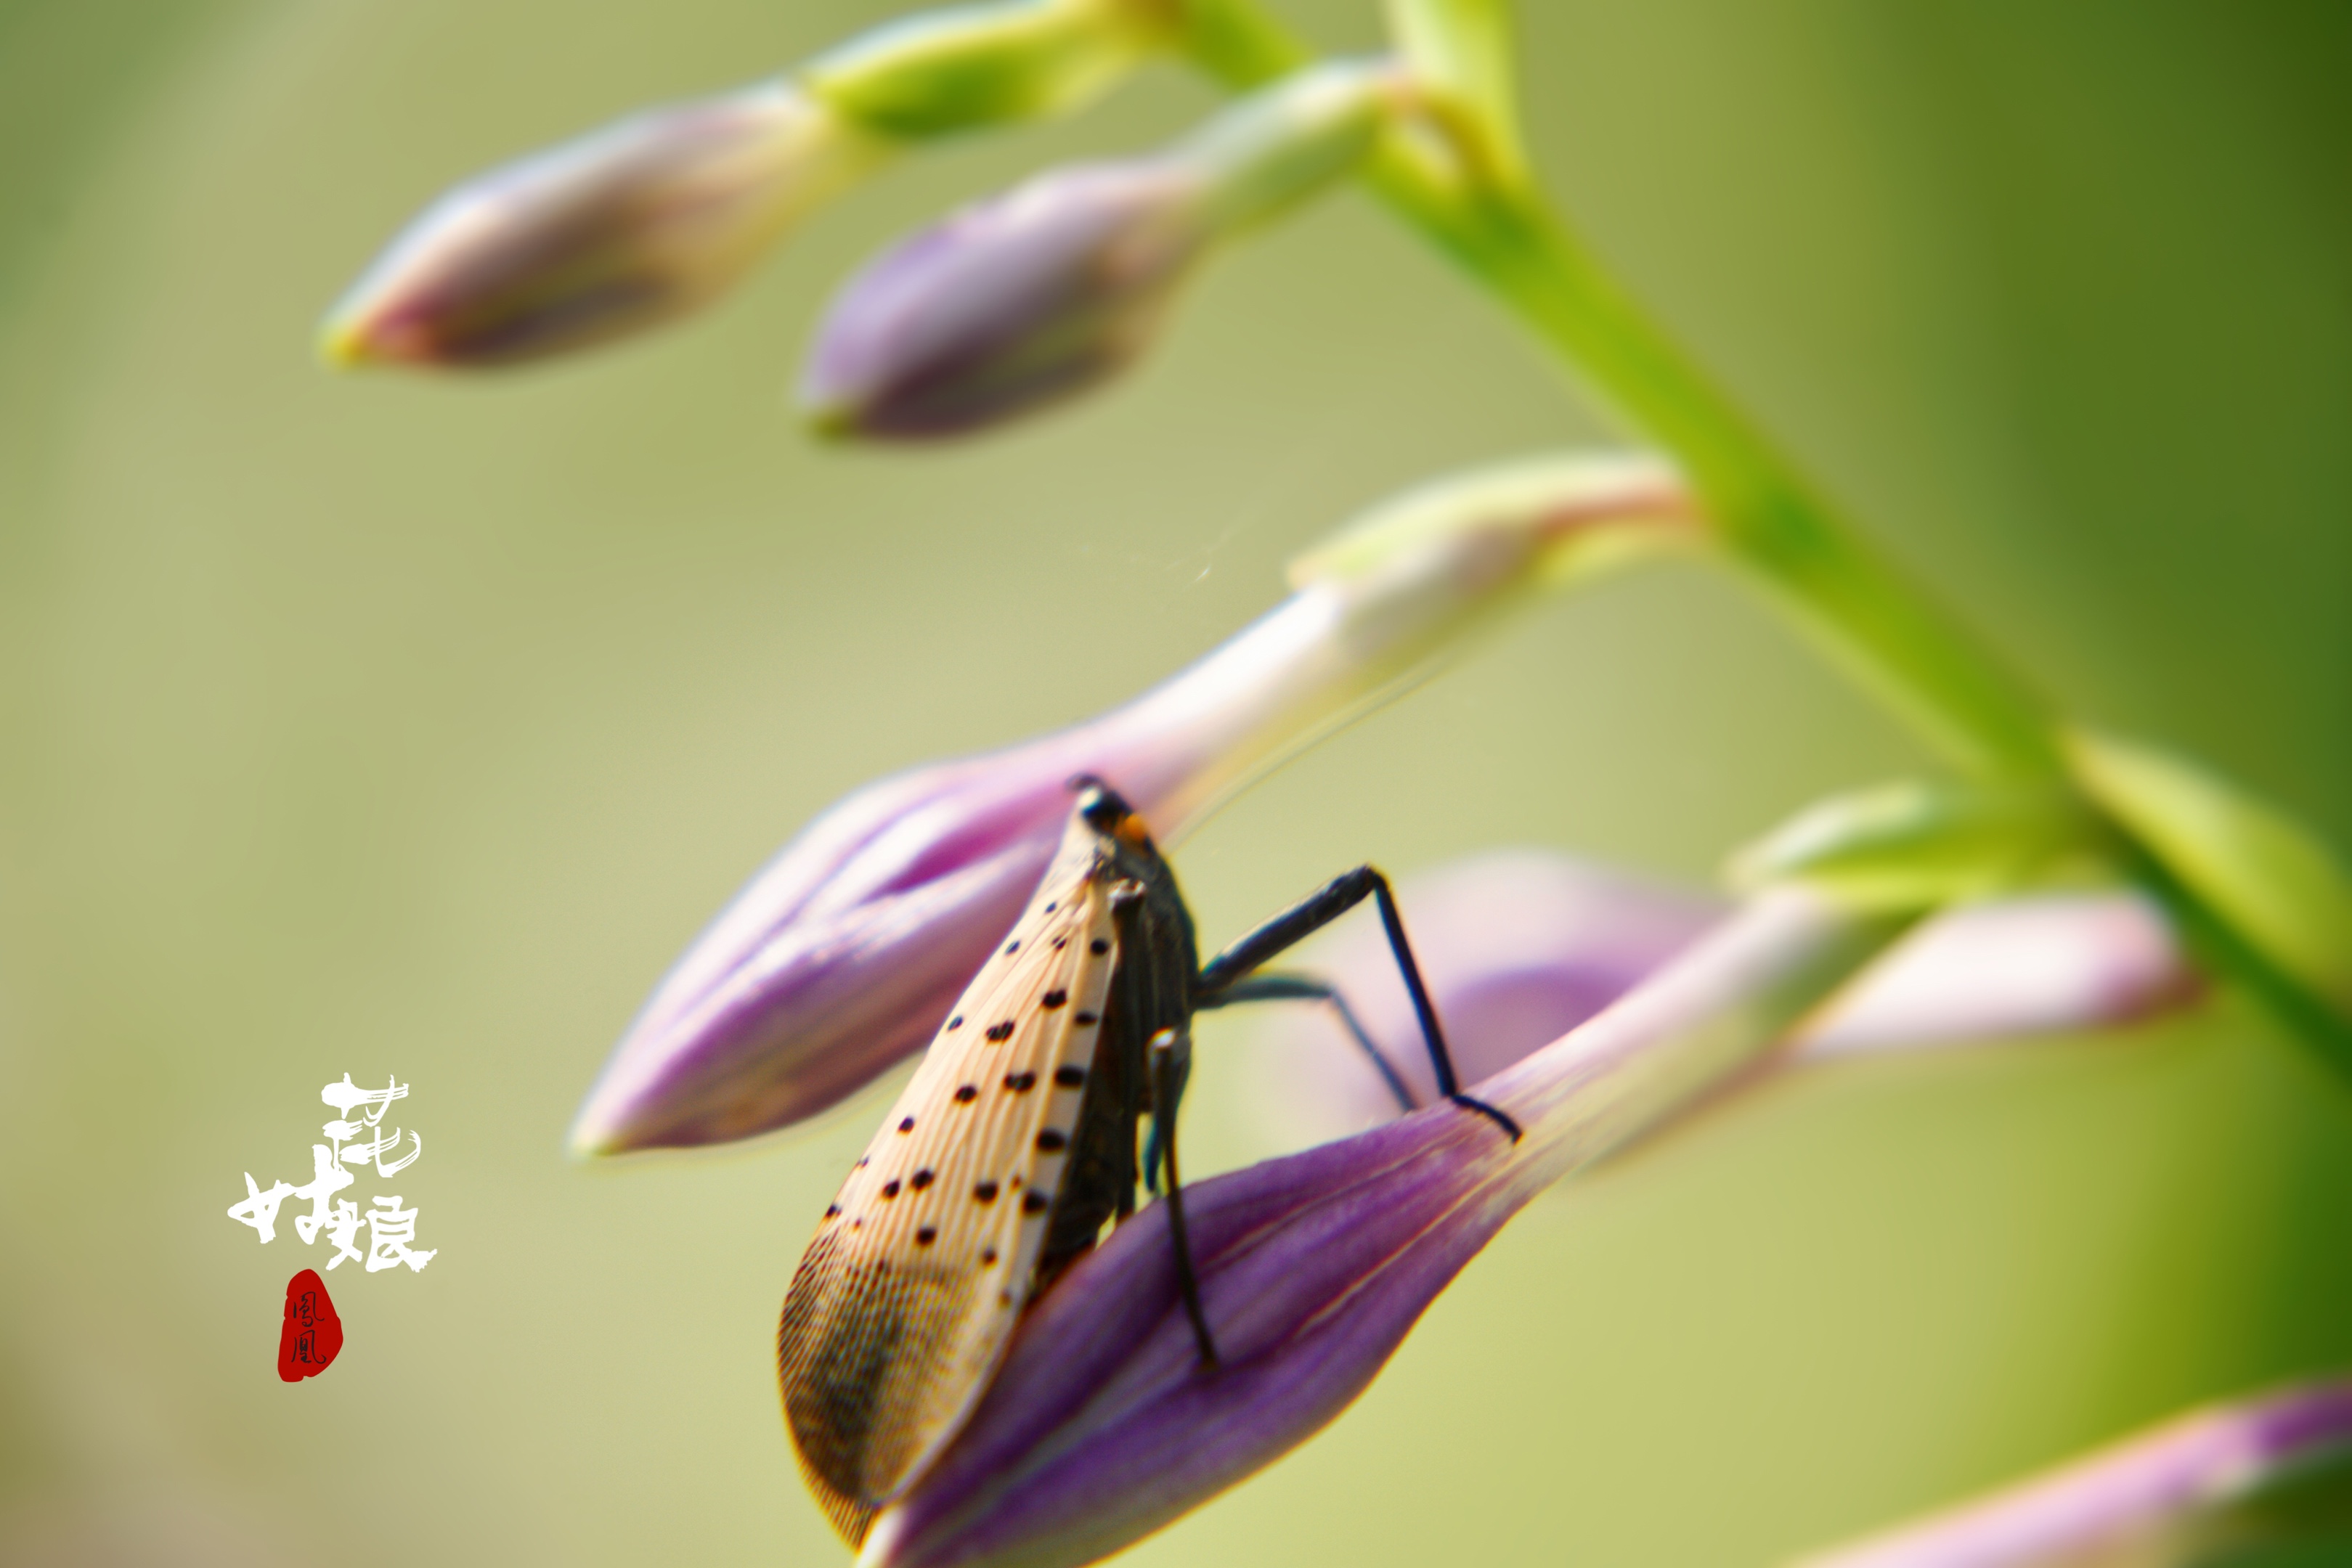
<box><xmin>778</xmin><ymin>1229</ymin><xmax>979</xmax><ymax>1547</ymax></box>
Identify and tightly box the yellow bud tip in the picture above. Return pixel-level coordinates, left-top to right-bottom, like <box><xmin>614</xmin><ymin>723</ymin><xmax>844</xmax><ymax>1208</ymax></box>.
<box><xmin>314</xmin><ymin>314</ymin><xmax>371</xmax><ymax>369</ymax></box>
<box><xmin>314</xmin><ymin>290</ymin><xmax>450</xmax><ymax>369</ymax></box>
<box><xmin>564</xmin><ymin>1116</ymin><xmax>630</xmax><ymax>1161</ymax></box>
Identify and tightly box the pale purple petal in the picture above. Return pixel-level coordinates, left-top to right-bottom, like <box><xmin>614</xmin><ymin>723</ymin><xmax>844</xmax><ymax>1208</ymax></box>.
<box><xmin>800</xmin><ymin>163</ymin><xmax>1208</xmax><ymax>437</ymax></box>
<box><xmin>325</xmin><ymin>83</ymin><xmax>869</xmax><ymax>367</ymax></box>
<box><xmin>574</xmin><ymin>460</ymin><xmax>1692</xmax><ymax>1155</ymax></box>
<box><xmin>866</xmin><ymin>890</ymin><xmax>1909</xmax><ymax>1568</ymax></box>
<box><xmin>1250</xmin><ymin>852</ymin><xmax>1724</xmax><ymax>1145</ymax></box>
<box><xmin>1255</xmin><ymin>856</ymin><xmax>2201</xmax><ymax>1150</ymax></box>
<box><xmin>1799</xmin><ymin>1379</ymin><xmax>2352</xmax><ymax>1568</ymax></box>
<box><xmin>1795</xmin><ymin>888</ymin><xmax>2198</xmax><ymax>1057</ymax></box>
<box><xmin>800</xmin><ymin>61</ymin><xmax>1402</xmax><ymax>439</ymax></box>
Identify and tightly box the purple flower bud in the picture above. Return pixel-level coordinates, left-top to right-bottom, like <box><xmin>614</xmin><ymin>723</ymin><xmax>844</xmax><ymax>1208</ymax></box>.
<box><xmin>322</xmin><ymin>82</ymin><xmax>876</xmax><ymax>368</ymax></box>
<box><xmin>569</xmin><ymin>456</ymin><xmax>1691</xmax><ymax>1155</ymax></box>
<box><xmin>1250</xmin><ymin>852</ymin><xmax>1724</xmax><ymax>1143</ymax></box>
<box><xmin>861</xmin><ymin>890</ymin><xmax>1911</xmax><ymax>1568</ymax></box>
<box><xmin>1799</xmin><ymin>1379</ymin><xmax>2352</xmax><ymax>1568</ymax></box>
<box><xmin>799</xmin><ymin>161</ymin><xmax>1210</xmax><ymax>436</ymax></box>
<box><xmin>801</xmin><ymin>61</ymin><xmax>1400</xmax><ymax>437</ymax></box>
<box><xmin>1799</xmin><ymin>888</ymin><xmax>2198</xmax><ymax>1058</ymax></box>
<box><xmin>1252</xmin><ymin>854</ymin><xmax>2197</xmax><ymax>1146</ymax></box>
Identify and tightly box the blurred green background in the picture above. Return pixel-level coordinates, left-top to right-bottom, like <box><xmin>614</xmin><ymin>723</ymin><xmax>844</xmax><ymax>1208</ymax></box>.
<box><xmin>1</xmin><ymin>0</ymin><xmax>2347</xmax><ymax>1562</ymax></box>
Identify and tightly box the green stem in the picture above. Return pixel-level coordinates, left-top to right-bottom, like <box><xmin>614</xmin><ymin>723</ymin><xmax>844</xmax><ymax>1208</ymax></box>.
<box><xmin>1411</xmin><ymin>189</ymin><xmax>2062</xmax><ymax>778</ymax></box>
<box><xmin>1167</xmin><ymin>0</ymin><xmax>2352</xmax><ymax>1072</ymax></box>
<box><xmin>1175</xmin><ymin>0</ymin><xmax>2058</xmax><ymax>781</ymax></box>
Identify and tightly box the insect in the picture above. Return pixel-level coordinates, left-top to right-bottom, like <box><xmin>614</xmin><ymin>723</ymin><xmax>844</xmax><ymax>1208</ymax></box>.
<box><xmin>776</xmin><ymin>777</ymin><xmax>1520</xmax><ymax>1544</ymax></box>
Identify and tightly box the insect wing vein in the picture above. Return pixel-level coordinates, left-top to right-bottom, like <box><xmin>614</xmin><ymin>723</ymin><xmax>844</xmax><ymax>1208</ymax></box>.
<box><xmin>778</xmin><ymin>852</ymin><xmax>1116</xmax><ymax>1543</ymax></box>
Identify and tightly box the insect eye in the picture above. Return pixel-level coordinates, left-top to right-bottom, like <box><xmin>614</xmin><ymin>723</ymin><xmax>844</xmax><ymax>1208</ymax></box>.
<box><xmin>1073</xmin><ymin>777</ymin><xmax>1132</xmax><ymax>832</ymax></box>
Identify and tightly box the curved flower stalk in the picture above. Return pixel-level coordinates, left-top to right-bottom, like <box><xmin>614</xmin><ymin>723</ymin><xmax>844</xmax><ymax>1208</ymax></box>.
<box><xmin>569</xmin><ymin>454</ymin><xmax>1694</xmax><ymax>1154</ymax></box>
<box><xmin>322</xmin><ymin>0</ymin><xmax>1165</xmax><ymax>367</ymax></box>
<box><xmin>1797</xmin><ymin>1379</ymin><xmax>2352</xmax><ymax>1568</ymax></box>
<box><xmin>800</xmin><ymin>59</ymin><xmax>1409</xmax><ymax>437</ymax></box>
<box><xmin>2065</xmin><ymin>728</ymin><xmax>2352</xmax><ymax>1051</ymax></box>
<box><xmin>1250</xmin><ymin>852</ymin><xmax>2197</xmax><ymax>1145</ymax></box>
<box><xmin>859</xmin><ymin>887</ymin><xmax>1916</xmax><ymax>1568</ymax></box>
<box><xmin>1175</xmin><ymin>0</ymin><xmax>2352</xmax><ymax>1079</ymax></box>
<box><xmin>799</xmin><ymin>0</ymin><xmax>1163</xmax><ymax>138</ymax></box>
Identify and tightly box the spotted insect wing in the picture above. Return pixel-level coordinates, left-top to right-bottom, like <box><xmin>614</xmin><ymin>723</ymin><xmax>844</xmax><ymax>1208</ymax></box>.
<box><xmin>778</xmin><ymin>796</ymin><xmax>1150</xmax><ymax>1544</ymax></box>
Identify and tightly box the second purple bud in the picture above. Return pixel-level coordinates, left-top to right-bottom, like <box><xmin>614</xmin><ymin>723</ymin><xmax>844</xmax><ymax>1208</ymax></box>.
<box><xmin>801</xmin><ymin>60</ymin><xmax>1405</xmax><ymax>438</ymax></box>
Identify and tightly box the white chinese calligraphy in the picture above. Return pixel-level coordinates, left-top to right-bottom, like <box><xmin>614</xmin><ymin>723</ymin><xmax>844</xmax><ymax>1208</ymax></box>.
<box><xmin>227</xmin><ymin>1075</ymin><xmax>436</xmax><ymax>1273</ymax></box>
<box><xmin>363</xmin><ymin>1196</ymin><xmax>436</xmax><ymax>1273</ymax></box>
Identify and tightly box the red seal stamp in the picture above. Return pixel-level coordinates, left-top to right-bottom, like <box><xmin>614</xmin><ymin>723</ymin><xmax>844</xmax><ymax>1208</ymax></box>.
<box><xmin>277</xmin><ymin>1268</ymin><xmax>344</xmax><ymax>1381</ymax></box>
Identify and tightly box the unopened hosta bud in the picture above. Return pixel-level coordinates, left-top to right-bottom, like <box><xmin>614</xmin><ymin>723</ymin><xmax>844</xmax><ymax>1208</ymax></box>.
<box><xmin>323</xmin><ymin>82</ymin><xmax>877</xmax><ymax>367</ymax></box>
<box><xmin>801</xmin><ymin>60</ymin><xmax>1405</xmax><ymax>438</ymax></box>
<box><xmin>569</xmin><ymin>454</ymin><xmax>1691</xmax><ymax>1154</ymax></box>
<box><xmin>799</xmin><ymin>161</ymin><xmax>1207</xmax><ymax>436</ymax></box>
<box><xmin>863</xmin><ymin>891</ymin><xmax>1913</xmax><ymax>1568</ymax></box>
<box><xmin>324</xmin><ymin>0</ymin><xmax>1165</xmax><ymax>369</ymax></box>
<box><xmin>1800</xmin><ymin>1379</ymin><xmax>2352</xmax><ymax>1567</ymax></box>
<box><xmin>1253</xmin><ymin>851</ymin><xmax>2196</xmax><ymax>1148</ymax></box>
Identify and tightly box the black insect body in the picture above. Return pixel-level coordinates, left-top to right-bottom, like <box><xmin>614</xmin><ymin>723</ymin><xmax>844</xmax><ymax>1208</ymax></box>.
<box><xmin>777</xmin><ymin>778</ymin><xmax>1518</xmax><ymax>1544</ymax></box>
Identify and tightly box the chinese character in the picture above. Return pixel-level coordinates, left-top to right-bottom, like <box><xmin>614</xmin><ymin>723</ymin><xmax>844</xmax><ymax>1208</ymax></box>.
<box><xmin>321</xmin><ymin>1200</ymin><xmax>365</xmax><ymax>1270</ymax></box>
<box><xmin>229</xmin><ymin>1075</ymin><xmax>437</xmax><ymax>1275</ymax></box>
<box><xmin>277</xmin><ymin>1268</ymin><xmax>344</xmax><ymax>1381</ymax></box>
<box><xmin>228</xmin><ymin>1174</ymin><xmax>297</xmax><ymax>1243</ymax></box>
<box><xmin>322</xmin><ymin>1074</ymin><xmax>407</xmax><ymax>1126</ymax></box>
<box><xmin>289</xmin><ymin>1144</ymin><xmax>356</xmax><ymax>1244</ymax></box>
<box><xmin>337</xmin><ymin>1123</ymin><xmax>423</xmax><ymax>1177</ymax></box>
<box><xmin>364</xmin><ymin>1196</ymin><xmax>436</xmax><ymax>1273</ymax></box>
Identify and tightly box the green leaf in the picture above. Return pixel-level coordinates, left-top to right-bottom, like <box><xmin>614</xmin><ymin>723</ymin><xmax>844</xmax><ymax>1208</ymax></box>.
<box><xmin>2067</xmin><ymin>728</ymin><xmax>2352</xmax><ymax>1019</ymax></box>
<box><xmin>1729</xmin><ymin>778</ymin><xmax>2092</xmax><ymax>914</ymax></box>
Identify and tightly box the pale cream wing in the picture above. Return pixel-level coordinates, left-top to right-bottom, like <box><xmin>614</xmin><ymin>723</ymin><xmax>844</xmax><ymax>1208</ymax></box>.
<box><xmin>778</xmin><ymin>844</ymin><xmax>1118</xmax><ymax>1544</ymax></box>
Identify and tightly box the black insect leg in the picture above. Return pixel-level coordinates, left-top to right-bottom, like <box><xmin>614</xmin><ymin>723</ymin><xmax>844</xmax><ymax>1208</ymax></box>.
<box><xmin>1149</xmin><ymin>1026</ymin><xmax>1218</xmax><ymax>1369</ymax></box>
<box><xmin>1196</xmin><ymin>867</ymin><xmax>1522</xmax><ymax>1143</ymax></box>
<box><xmin>1141</xmin><ymin>1012</ymin><xmax>1192</xmax><ymax>1196</ymax></box>
<box><xmin>1196</xmin><ymin>972</ymin><xmax>1417</xmax><ymax>1115</ymax></box>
